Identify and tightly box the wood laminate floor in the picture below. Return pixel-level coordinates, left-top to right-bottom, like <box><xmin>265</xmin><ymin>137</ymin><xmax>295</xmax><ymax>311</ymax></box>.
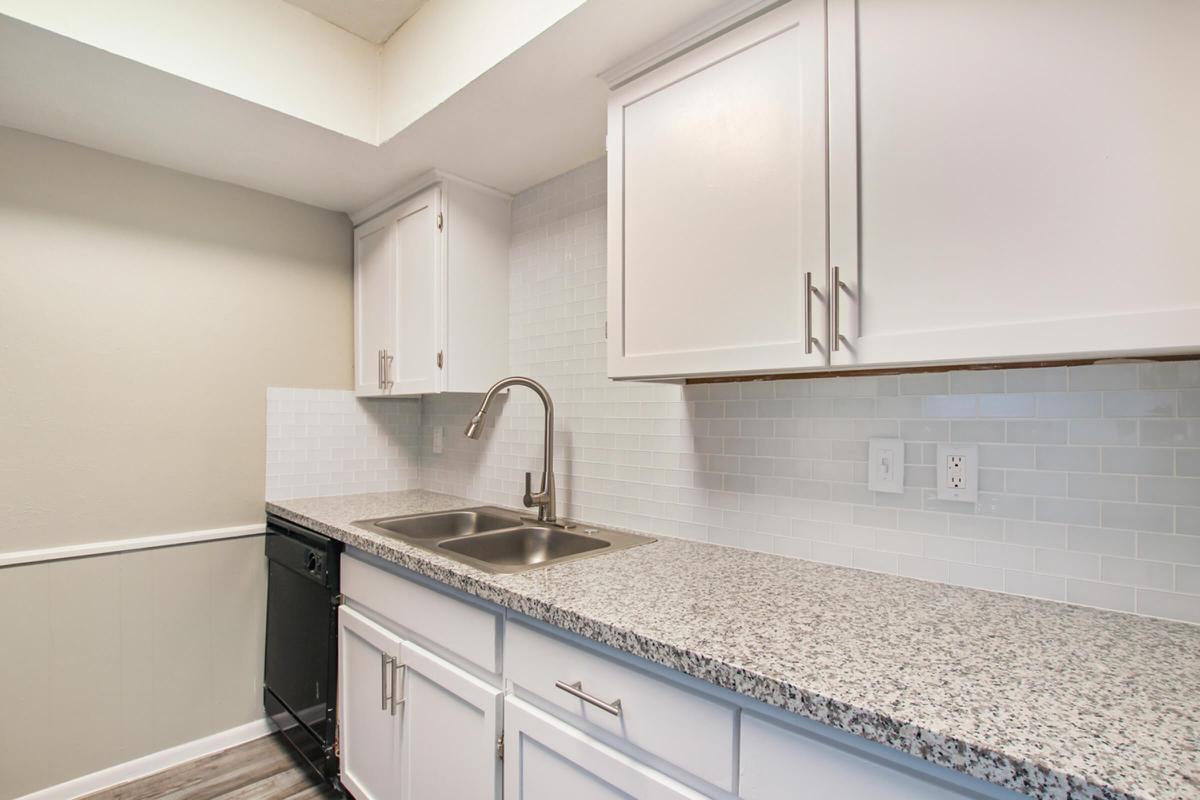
<box><xmin>80</xmin><ymin>734</ymin><xmax>340</xmax><ymax>800</ymax></box>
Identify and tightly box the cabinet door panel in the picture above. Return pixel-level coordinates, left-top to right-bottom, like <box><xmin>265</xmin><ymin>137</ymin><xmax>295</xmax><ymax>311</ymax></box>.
<box><xmin>740</xmin><ymin>712</ymin><xmax>1013</xmax><ymax>800</ymax></box>
<box><xmin>829</xmin><ymin>0</ymin><xmax>1200</xmax><ymax>367</ymax></box>
<box><xmin>391</xmin><ymin>188</ymin><xmax>441</xmax><ymax>395</ymax></box>
<box><xmin>503</xmin><ymin>698</ymin><xmax>705</xmax><ymax>800</ymax></box>
<box><xmin>608</xmin><ymin>0</ymin><xmax>828</xmax><ymax>379</ymax></box>
<box><xmin>398</xmin><ymin>640</ymin><xmax>501</xmax><ymax>800</ymax></box>
<box><xmin>337</xmin><ymin>606</ymin><xmax>402</xmax><ymax>800</ymax></box>
<box><xmin>354</xmin><ymin>220</ymin><xmax>395</xmax><ymax>395</ymax></box>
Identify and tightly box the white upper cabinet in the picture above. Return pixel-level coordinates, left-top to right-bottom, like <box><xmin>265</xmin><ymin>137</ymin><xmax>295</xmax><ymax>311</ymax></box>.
<box><xmin>354</xmin><ymin>173</ymin><xmax>511</xmax><ymax>396</ymax></box>
<box><xmin>607</xmin><ymin>0</ymin><xmax>829</xmax><ymax>380</ymax></box>
<box><xmin>608</xmin><ymin>0</ymin><xmax>1200</xmax><ymax>380</ymax></box>
<box><xmin>826</xmin><ymin>0</ymin><xmax>1200</xmax><ymax>368</ymax></box>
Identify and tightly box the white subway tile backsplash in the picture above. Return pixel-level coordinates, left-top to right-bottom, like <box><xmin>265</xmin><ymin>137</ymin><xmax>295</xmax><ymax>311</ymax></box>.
<box><xmin>1137</xmin><ymin>476</ymin><xmax>1200</xmax><ymax>506</ymax></box>
<box><xmin>1138</xmin><ymin>533</ymin><xmax>1200</xmax><ymax>565</ymax></box>
<box><xmin>264</xmin><ymin>388</ymin><xmax>420</xmax><ymax>501</ymax></box>
<box><xmin>1065</xmin><ymin>579</ymin><xmax>1136</xmax><ymax>613</ymax></box>
<box><xmin>1136</xmin><ymin>589</ymin><xmax>1200</xmax><ymax>624</ymax></box>
<box><xmin>1104</xmin><ymin>556</ymin><xmax>1171</xmax><ymax>587</ymax></box>
<box><xmin>1101</xmin><ymin>502</ymin><xmax>1174</xmax><ymax>533</ymax></box>
<box><xmin>1066</xmin><ymin>526</ymin><xmax>1136</xmax><ymax>557</ymax></box>
<box><xmin>1180</xmin><ymin>390</ymin><xmax>1200</xmax><ymax>417</ymax></box>
<box><xmin>1036</xmin><ymin>446</ymin><xmax>1100</xmax><ymax>472</ymax></box>
<box><xmin>1069</xmin><ymin>364</ymin><xmax>1140</xmax><ymax>391</ymax></box>
<box><xmin>1104</xmin><ymin>390</ymin><xmax>1177</xmax><ymax>418</ymax></box>
<box><xmin>1037</xmin><ymin>392</ymin><xmax>1102</xmax><ymax>418</ymax></box>
<box><xmin>1177</xmin><ymin>450</ymin><xmax>1200</xmax><ymax>478</ymax></box>
<box><xmin>1005</xmin><ymin>570</ymin><xmax>1065</xmax><ymax>601</ymax></box>
<box><xmin>1101</xmin><ymin>447</ymin><xmax>1174</xmax><ymax>476</ymax></box>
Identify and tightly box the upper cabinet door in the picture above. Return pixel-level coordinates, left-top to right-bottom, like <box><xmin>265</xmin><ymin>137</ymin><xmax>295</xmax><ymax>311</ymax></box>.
<box><xmin>828</xmin><ymin>0</ymin><xmax>1200</xmax><ymax>368</ymax></box>
<box><xmin>607</xmin><ymin>0</ymin><xmax>828</xmax><ymax>380</ymax></box>
<box><xmin>354</xmin><ymin>215</ymin><xmax>397</xmax><ymax>396</ymax></box>
<box><xmin>390</xmin><ymin>187</ymin><xmax>442</xmax><ymax>396</ymax></box>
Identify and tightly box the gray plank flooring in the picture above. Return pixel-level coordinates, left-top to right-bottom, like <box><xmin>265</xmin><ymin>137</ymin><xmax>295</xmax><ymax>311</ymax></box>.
<box><xmin>80</xmin><ymin>735</ymin><xmax>340</xmax><ymax>800</ymax></box>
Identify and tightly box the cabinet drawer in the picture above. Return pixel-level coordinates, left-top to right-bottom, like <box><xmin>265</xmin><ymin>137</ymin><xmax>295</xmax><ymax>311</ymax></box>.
<box><xmin>505</xmin><ymin>620</ymin><xmax>737</xmax><ymax>792</ymax></box>
<box><xmin>341</xmin><ymin>554</ymin><xmax>501</xmax><ymax>675</ymax></box>
<box><xmin>740</xmin><ymin>711</ymin><xmax>1017</xmax><ymax>800</ymax></box>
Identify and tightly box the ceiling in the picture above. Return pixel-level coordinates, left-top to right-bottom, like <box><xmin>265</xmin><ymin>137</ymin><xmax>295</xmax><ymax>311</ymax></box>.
<box><xmin>282</xmin><ymin>0</ymin><xmax>426</xmax><ymax>44</ymax></box>
<box><xmin>0</xmin><ymin>0</ymin><xmax>737</xmax><ymax>213</ymax></box>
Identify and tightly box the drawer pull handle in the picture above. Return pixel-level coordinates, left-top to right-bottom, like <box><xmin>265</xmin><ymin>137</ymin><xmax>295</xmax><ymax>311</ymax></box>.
<box><xmin>555</xmin><ymin>680</ymin><xmax>622</xmax><ymax>716</ymax></box>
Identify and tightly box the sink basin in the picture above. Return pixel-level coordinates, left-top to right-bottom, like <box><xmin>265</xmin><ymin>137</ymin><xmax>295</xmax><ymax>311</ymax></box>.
<box><xmin>353</xmin><ymin>506</ymin><xmax>654</xmax><ymax>573</ymax></box>
<box><xmin>368</xmin><ymin>508</ymin><xmax>517</xmax><ymax>540</ymax></box>
<box><xmin>438</xmin><ymin>527</ymin><xmax>609</xmax><ymax>569</ymax></box>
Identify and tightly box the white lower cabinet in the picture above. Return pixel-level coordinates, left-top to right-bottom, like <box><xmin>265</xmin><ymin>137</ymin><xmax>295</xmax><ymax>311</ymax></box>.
<box><xmin>503</xmin><ymin>697</ymin><xmax>707</xmax><ymax>800</ymax></box>
<box><xmin>338</xmin><ymin>554</ymin><xmax>1017</xmax><ymax>800</ymax></box>
<box><xmin>337</xmin><ymin>604</ymin><xmax>502</xmax><ymax>799</ymax></box>
<box><xmin>338</xmin><ymin>606</ymin><xmax>403</xmax><ymax>800</ymax></box>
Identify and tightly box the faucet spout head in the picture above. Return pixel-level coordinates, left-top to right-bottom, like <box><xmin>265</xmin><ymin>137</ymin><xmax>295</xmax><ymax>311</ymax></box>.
<box><xmin>464</xmin><ymin>411</ymin><xmax>486</xmax><ymax>439</ymax></box>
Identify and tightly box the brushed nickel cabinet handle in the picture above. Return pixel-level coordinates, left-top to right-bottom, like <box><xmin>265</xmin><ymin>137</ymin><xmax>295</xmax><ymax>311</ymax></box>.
<box><xmin>555</xmin><ymin>680</ymin><xmax>622</xmax><ymax>716</ymax></box>
<box><xmin>804</xmin><ymin>271</ymin><xmax>815</xmax><ymax>354</ymax></box>
<box><xmin>381</xmin><ymin>653</ymin><xmax>393</xmax><ymax>711</ymax></box>
<box><xmin>391</xmin><ymin>662</ymin><xmax>406</xmax><ymax>716</ymax></box>
<box><xmin>377</xmin><ymin>349</ymin><xmax>384</xmax><ymax>390</ymax></box>
<box><xmin>832</xmin><ymin>266</ymin><xmax>845</xmax><ymax>352</ymax></box>
<box><xmin>382</xmin><ymin>351</ymin><xmax>394</xmax><ymax>392</ymax></box>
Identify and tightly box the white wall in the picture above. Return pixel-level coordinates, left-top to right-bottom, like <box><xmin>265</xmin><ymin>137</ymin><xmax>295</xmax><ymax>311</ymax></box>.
<box><xmin>418</xmin><ymin>158</ymin><xmax>1200</xmax><ymax>625</ymax></box>
<box><xmin>0</xmin><ymin>0</ymin><xmax>379</xmax><ymax>142</ymax></box>
<box><xmin>377</xmin><ymin>0</ymin><xmax>586</xmax><ymax>141</ymax></box>
<box><xmin>0</xmin><ymin>127</ymin><xmax>353</xmax><ymax>798</ymax></box>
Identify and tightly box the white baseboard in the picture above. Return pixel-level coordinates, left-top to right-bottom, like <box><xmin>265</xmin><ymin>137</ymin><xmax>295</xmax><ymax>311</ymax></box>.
<box><xmin>16</xmin><ymin>717</ymin><xmax>276</xmax><ymax>800</ymax></box>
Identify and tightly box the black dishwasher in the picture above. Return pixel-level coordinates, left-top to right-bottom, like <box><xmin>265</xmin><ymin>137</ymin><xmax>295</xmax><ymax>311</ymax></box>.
<box><xmin>264</xmin><ymin>515</ymin><xmax>342</xmax><ymax>788</ymax></box>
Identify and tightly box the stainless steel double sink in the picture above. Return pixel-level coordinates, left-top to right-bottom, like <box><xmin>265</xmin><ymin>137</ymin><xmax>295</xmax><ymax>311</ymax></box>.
<box><xmin>353</xmin><ymin>507</ymin><xmax>654</xmax><ymax>574</ymax></box>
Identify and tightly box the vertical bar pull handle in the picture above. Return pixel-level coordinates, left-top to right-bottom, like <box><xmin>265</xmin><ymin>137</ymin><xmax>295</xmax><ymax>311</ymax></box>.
<box><xmin>804</xmin><ymin>271</ymin><xmax>814</xmax><ymax>354</ymax></box>
<box><xmin>832</xmin><ymin>266</ymin><xmax>842</xmax><ymax>352</ymax></box>
<box><xmin>377</xmin><ymin>350</ymin><xmax>384</xmax><ymax>390</ymax></box>
<box><xmin>380</xmin><ymin>653</ymin><xmax>393</xmax><ymax>711</ymax></box>
<box><xmin>391</xmin><ymin>662</ymin><xmax>406</xmax><ymax>716</ymax></box>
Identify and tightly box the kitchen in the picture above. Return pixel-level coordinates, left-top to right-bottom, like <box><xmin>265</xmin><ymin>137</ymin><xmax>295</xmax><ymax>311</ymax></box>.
<box><xmin>1</xmin><ymin>1</ymin><xmax>1197</xmax><ymax>800</ymax></box>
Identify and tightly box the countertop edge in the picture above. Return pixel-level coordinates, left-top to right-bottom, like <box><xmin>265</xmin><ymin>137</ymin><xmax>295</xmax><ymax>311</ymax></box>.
<box><xmin>265</xmin><ymin>499</ymin><xmax>1144</xmax><ymax>800</ymax></box>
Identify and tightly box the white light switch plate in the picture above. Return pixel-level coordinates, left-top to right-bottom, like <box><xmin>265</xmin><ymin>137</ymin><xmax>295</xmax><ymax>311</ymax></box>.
<box><xmin>867</xmin><ymin>438</ymin><xmax>905</xmax><ymax>494</ymax></box>
<box><xmin>936</xmin><ymin>443</ymin><xmax>979</xmax><ymax>503</ymax></box>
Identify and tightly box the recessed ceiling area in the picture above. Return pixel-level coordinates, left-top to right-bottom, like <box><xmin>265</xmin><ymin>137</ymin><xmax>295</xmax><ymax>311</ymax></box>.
<box><xmin>0</xmin><ymin>0</ymin><xmax>738</xmax><ymax>212</ymax></box>
<box><xmin>282</xmin><ymin>0</ymin><xmax>426</xmax><ymax>43</ymax></box>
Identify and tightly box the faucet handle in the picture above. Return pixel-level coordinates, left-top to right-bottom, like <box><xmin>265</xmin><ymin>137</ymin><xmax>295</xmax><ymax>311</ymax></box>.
<box><xmin>522</xmin><ymin>472</ymin><xmax>534</xmax><ymax>508</ymax></box>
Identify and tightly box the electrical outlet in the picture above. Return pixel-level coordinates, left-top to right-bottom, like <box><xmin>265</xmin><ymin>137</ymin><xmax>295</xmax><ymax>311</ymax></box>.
<box><xmin>867</xmin><ymin>438</ymin><xmax>905</xmax><ymax>494</ymax></box>
<box><xmin>432</xmin><ymin>425</ymin><xmax>444</xmax><ymax>455</ymax></box>
<box><xmin>936</xmin><ymin>444</ymin><xmax>978</xmax><ymax>503</ymax></box>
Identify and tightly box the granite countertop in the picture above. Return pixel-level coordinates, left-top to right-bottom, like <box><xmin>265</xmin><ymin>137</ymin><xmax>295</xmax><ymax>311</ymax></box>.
<box><xmin>267</xmin><ymin>490</ymin><xmax>1200</xmax><ymax>800</ymax></box>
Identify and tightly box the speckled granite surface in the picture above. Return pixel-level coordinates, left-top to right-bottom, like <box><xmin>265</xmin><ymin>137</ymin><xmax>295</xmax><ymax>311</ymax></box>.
<box><xmin>267</xmin><ymin>490</ymin><xmax>1200</xmax><ymax>800</ymax></box>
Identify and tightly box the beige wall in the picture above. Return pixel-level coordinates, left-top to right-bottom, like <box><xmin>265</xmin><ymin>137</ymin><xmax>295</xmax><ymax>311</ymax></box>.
<box><xmin>0</xmin><ymin>127</ymin><xmax>353</xmax><ymax>797</ymax></box>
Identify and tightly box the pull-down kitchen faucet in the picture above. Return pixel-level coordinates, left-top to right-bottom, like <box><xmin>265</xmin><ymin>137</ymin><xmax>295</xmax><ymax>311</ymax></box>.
<box><xmin>464</xmin><ymin>376</ymin><xmax>557</xmax><ymax>524</ymax></box>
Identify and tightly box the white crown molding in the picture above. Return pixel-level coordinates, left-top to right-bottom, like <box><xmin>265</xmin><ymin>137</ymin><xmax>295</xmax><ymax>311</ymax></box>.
<box><xmin>350</xmin><ymin>168</ymin><xmax>513</xmax><ymax>227</ymax></box>
<box><xmin>597</xmin><ymin>0</ymin><xmax>785</xmax><ymax>89</ymax></box>
<box><xmin>0</xmin><ymin>523</ymin><xmax>267</xmax><ymax>568</ymax></box>
<box><xmin>15</xmin><ymin>718</ymin><xmax>276</xmax><ymax>800</ymax></box>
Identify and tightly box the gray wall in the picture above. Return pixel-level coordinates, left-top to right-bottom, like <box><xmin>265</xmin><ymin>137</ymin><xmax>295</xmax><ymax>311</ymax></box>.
<box><xmin>0</xmin><ymin>127</ymin><xmax>353</xmax><ymax>798</ymax></box>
